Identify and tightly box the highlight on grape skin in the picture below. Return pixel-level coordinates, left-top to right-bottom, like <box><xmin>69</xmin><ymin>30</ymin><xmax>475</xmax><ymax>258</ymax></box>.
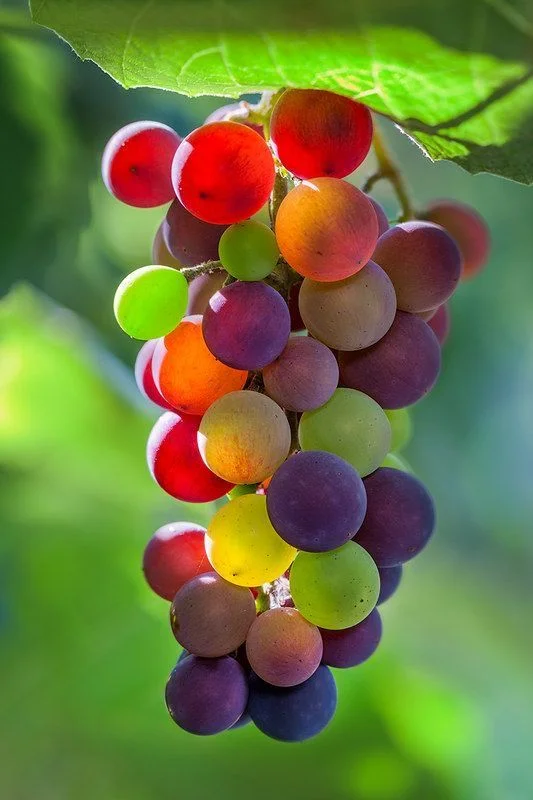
<box><xmin>206</xmin><ymin>494</ymin><xmax>297</xmax><ymax>587</ymax></box>
<box><xmin>275</xmin><ymin>178</ymin><xmax>379</xmax><ymax>282</ymax></box>
<box><xmin>113</xmin><ymin>265</ymin><xmax>188</xmax><ymax>340</ymax></box>
<box><xmin>142</xmin><ymin>522</ymin><xmax>210</xmax><ymax>601</ymax></box>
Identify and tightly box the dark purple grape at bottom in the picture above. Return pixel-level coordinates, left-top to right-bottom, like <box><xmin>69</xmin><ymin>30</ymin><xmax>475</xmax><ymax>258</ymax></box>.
<box><xmin>377</xmin><ymin>565</ymin><xmax>403</xmax><ymax>604</ymax></box>
<box><xmin>320</xmin><ymin>609</ymin><xmax>382</xmax><ymax>668</ymax></box>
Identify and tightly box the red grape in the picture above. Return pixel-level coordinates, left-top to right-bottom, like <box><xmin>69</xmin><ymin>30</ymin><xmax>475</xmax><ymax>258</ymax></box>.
<box><xmin>102</xmin><ymin>121</ymin><xmax>181</xmax><ymax>207</ymax></box>
<box><xmin>428</xmin><ymin>303</ymin><xmax>450</xmax><ymax>345</ymax></box>
<box><xmin>134</xmin><ymin>339</ymin><xmax>174</xmax><ymax>411</ymax></box>
<box><xmin>423</xmin><ymin>200</ymin><xmax>490</xmax><ymax>279</ymax></box>
<box><xmin>143</xmin><ymin>522</ymin><xmax>210</xmax><ymax>601</ymax></box>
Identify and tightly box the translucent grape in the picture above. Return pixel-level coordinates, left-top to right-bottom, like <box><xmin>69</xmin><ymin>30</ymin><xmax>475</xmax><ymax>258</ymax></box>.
<box><xmin>339</xmin><ymin>312</ymin><xmax>441</xmax><ymax>409</ymax></box>
<box><xmin>113</xmin><ymin>266</ymin><xmax>188</xmax><ymax>340</ymax></box>
<box><xmin>290</xmin><ymin>542</ymin><xmax>380</xmax><ymax>629</ymax></box>
<box><xmin>199</xmin><ymin>391</ymin><xmax>291</xmax><ymax>484</ymax></box>
<box><xmin>170</xmin><ymin>572</ymin><xmax>256</xmax><ymax>657</ymax></box>
<box><xmin>152</xmin><ymin>223</ymin><xmax>182</xmax><ymax>268</ymax></box>
<box><xmin>320</xmin><ymin>608</ymin><xmax>382</xmax><ymax>668</ymax></box>
<box><xmin>385</xmin><ymin>408</ymin><xmax>412</xmax><ymax>452</ymax></box>
<box><xmin>163</xmin><ymin>199</ymin><xmax>228</xmax><ymax>267</ymax></box>
<box><xmin>373</xmin><ymin>221</ymin><xmax>461</xmax><ymax>312</ymax></box>
<box><xmin>423</xmin><ymin>200</ymin><xmax>490</xmax><ymax>279</ymax></box>
<box><xmin>186</xmin><ymin>271</ymin><xmax>226</xmax><ymax>315</ymax></box>
<box><xmin>368</xmin><ymin>197</ymin><xmax>390</xmax><ymax>237</ymax></box>
<box><xmin>218</xmin><ymin>220</ymin><xmax>279</xmax><ymax>281</ymax></box>
<box><xmin>152</xmin><ymin>315</ymin><xmax>247</xmax><ymax>416</ymax></box>
<box><xmin>134</xmin><ymin>339</ymin><xmax>174</xmax><ymax>411</ymax></box>
<box><xmin>298</xmin><ymin>261</ymin><xmax>396</xmax><ymax>350</ymax></box>
<box><xmin>147</xmin><ymin>412</ymin><xmax>233</xmax><ymax>502</ymax></box>
<box><xmin>428</xmin><ymin>303</ymin><xmax>451</xmax><ymax>345</ymax></box>
<box><xmin>355</xmin><ymin>467</ymin><xmax>435</xmax><ymax>566</ymax></box>
<box><xmin>206</xmin><ymin>494</ymin><xmax>297</xmax><ymax>587</ymax></box>
<box><xmin>267</xmin><ymin>451</ymin><xmax>367</xmax><ymax>552</ymax></box>
<box><xmin>142</xmin><ymin>522</ymin><xmax>210</xmax><ymax>601</ymax></box>
<box><xmin>171</xmin><ymin>122</ymin><xmax>275</xmax><ymax>224</ymax></box>
<box><xmin>248</xmin><ymin>665</ymin><xmax>337</xmax><ymax>742</ymax></box>
<box><xmin>299</xmin><ymin>388</ymin><xmax>391</xmax><ymax>478</ymax></box>
<box><xmin>270</xmin><ymin>89</ymin><xmax>373</xmax><ymax>179</ymax></box>
<box><xmin>202</xmin><ymin>281</ymin><xmax>290</xmax><ymax>370</ymax></box>
<box><xmin>377</xmin><ymin>565</ymin><xmax>403</xmax><ymax>605</ymax></box>
<box><xmin>275</xmin><ymin>178</ymin><xmax>379</xmax><ymax>282</ymax></box>
<box><xmin>246</xmin><ymin>607</ymin><xmax>323</xmax><ymax>687</ymax></box>
<box><xmin>263</xmin><ymin>337</ymin><xmax>339</xmax><ymax>412</ymax></box>
<box><xmin>102</xmin><ymin>121</ymin><xmax>181</xmax><ymax>207</ymax></box>
<box><xmin>166</xmin><ymin>655</ymin><xmax>248</xmax><ymax>735</ymax></box>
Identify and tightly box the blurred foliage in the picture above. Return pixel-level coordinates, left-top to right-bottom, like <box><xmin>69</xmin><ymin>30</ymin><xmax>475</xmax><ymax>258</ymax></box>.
<box><xmin>1</xmin><ymin>2</ymin><xmax>533</xmax><ymax>799</ymax></box>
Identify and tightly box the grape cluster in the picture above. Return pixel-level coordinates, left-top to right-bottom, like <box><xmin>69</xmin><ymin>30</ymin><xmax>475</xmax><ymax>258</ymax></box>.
<box><xmin>103</xmin><ymin>89</ymin><xmax>490</xmax><ymax>742</ymax></box>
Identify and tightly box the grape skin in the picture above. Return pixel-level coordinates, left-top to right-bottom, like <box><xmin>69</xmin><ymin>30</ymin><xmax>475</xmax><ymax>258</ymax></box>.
<box><xmin>385</xmin><ymin>408</ymin><xmax>412</xmax><ymax>452</ymax></box>
<box><xmin>152</xmin><ymin>222</ymin><xmax>183</xmax><ymax>268</ymax></box>
<box><xmin>320</xmin><ymin>608</ymin><xmax>382</xmax><ymax>668</ymax></box>
<box><xmin>170</xmin><ymin>572</ymin><xmax>256</xmax><ymax>657</ymax></box>
<box><xmin>113</xmin><ymin>265</ymin><xmax>188</xmax><ymax>340</ymax></box>
<box><xmin>368</xmin><ymin>197</ymin><xmax>390</xmax><ymax>237</ymax></box>
<box><xmin>218</xmin><ymin>220</ymin><xmax>279</xmax><ymax>281</ymax></box>
<box><xmin>134</xmin><ymin>339</ymin><xmax>174</xmax><ymax>411</ymax></box>
<box><xmin>423</xmin><ymin>200</ymin><xmax>490</xmax><ymax>279</ymax></box>
<box><xmin>263</xmin><ymin>337</ymin><xmax>339</xmax><ymax>412</ymax></box>
<box><xmin>377</xmin><ymin>565</ymin><xmax>403</xmax><ymax>605</ymax></box>
<box><xmin>142</xmin><ymin>522</ymin><xmax>210</xmax><ymax>601</ymax></box>
<box><xmin>428</xmin><ymin>303</ymin><xmax>451</xmax><ymax>345</ymax></box>
<box><xmin>165</xmin><ymin>655</ymin><xmax>248</xmax><ymax>735</ymax></box>
<box><xmin>186</xmin><ymin>271</ymin><xmax>226</xmax><ymax>315</ymax></box>
<box><xmin>163</xmin><ymin>199</ymin><xmax>228</xmax><ymax>267</ymax></box>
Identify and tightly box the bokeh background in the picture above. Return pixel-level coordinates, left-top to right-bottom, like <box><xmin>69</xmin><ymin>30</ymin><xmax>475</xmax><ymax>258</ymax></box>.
<box><xmin>1</xmin><ymin>3</ymin><xmax>533</xmax><ymax>798</ymax></box>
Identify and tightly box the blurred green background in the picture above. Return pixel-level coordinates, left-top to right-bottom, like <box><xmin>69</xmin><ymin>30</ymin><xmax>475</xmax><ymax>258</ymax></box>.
<box><xmin>1</xmin><ymin>3</ymin><xmax>533</xmax><ymax>799</ymax></box>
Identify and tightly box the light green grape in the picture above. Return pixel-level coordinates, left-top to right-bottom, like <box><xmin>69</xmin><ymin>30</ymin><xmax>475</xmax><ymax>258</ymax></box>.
<box><xmin>218</xmin><ymin>220</ymin><xmax>279</xmax><ymax>281</ymax></box>
<box><xmin>381</xmin><ymin>452</ymin><xmax>414</xmax><ymax>473</ymax></box>
<box><xmin>290</xmin><ymin>542</ymin><xmax>380</xmax><ymax>629</ymax></box>
<box><xmin>113</xmin><ymin>265</ymin><xmax>188</xmax><ymax>339</ymax></box>
<box><xmin>227</xmin><ymin>484</ymin><xmax>258</xmax><ymax>500</ymax></box>
<box><xmin>298</xmin><ymin>388</ymin><xmax>391</xmax><ymax>477</ymax></box>
<box><xmin>385</xmin><ymin>408</ymin><xmax>412</xmax><ymax>452</ymax></box>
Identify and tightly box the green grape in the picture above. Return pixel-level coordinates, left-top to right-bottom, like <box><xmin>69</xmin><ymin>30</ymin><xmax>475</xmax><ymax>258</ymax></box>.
<box><xmin>298</xmin><ymin>388</ymin><xmax>391</xmax><ymax>477</ymax></box>
<box><xmin>381</xmin><ymin>452</ymin><xmax>414</xmax><ymax>473</ymax></box>
<box><xmin>290</xmin><ymin>542</ymin><xmax>380</xmax><ymax>629</ymax></box>
<box><xmin>218</xmin><ymin>220</ymin><xmax>279</xmax><ymax>281</ymax></box>
<box><xmin>385</xmin><ymin>408</ymin><xmax>413</xmax><ymax>452</ymax></box>
<box><xmin>113</xmin><ymin>265</ymin><xmax>188</xmax><ymax>339</ymax></box>
<box><xmin>227</xmin><ymin>484</ymin><xmax>258</xmax><ymax>499</ymax></box>
<box><xmin>206</xmin><ymin>494</ymin><xmax>297</xmax><ymax>587</ymax></box>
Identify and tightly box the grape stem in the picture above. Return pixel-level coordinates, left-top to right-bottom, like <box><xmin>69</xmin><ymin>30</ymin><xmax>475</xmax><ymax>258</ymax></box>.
<box><xmin>179</xmin><ymin>260</ymin><xmax>224</xmax><ymax>282</ymax></box>
<box><xmin>363</xmin><ymin>123</ymin><xmax>415</xmax><ymax>222</ymax></box>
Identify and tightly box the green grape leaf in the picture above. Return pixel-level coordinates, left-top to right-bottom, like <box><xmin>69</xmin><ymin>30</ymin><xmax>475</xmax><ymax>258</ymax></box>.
<box><xmin>30</xmin><ymin>0</ymin><xmax>533</xmax><ymax>183</ymax></box>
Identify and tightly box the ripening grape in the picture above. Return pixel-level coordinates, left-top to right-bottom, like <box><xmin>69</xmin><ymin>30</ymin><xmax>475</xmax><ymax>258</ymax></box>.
<box><xmin>147</xmin><ymin>412</ymin><xmax>233</xmax><ymax>502</ymax></box>
<box><xmin>373</xmin><ymin>221</ymin><xmax>462</xmax><ymax>312</ymax></box>
<box><xmin>423</xmin><ymin>200</ymin><xmax>490</xmax><ymax>279</ymax></box>
<box><xmin>206</xmin><ymin>494</ymin><xmax>297</xmax><ymax>587</ymax></box>
<box><xmin>355</xmin><ymin>467</ymin><xmax>435</xmax><ymax>566</ymax></box>
<box><xmin>270</xmin><ymin>89</ymin><xmax>373</xmax><ymax>179</ymax></box>
<box><xmin>385</xmin><ymin>408</ymin><xmax>412</xmax><ymax>452</ymax></box>
<box><xmin>170</xmin><ymin>572</ymin><xmax>256</xmax><ymax>657</ymax></box>
<box><xmin>320</xmin><ymin>608</ymin><xmax>382</xmax><ymax>668</ymax></box>
<box><xmin>247</xmin><ymin>665</ymin><xmax>337</xmax><ymax>742</ymax></box>
<box><xmin>166</xmin><ymin>655</ymin><xmax>248</xmax><ymax>735</ymax></box>
<box><xmin>134</xmin><ymin>339</ymin><xmax>174</xmax><ymax>411</ymax></box>
<box><xmin>339</xmin><ymin>312</ymin><xmax>441</xmax><ymax>409</ymax></box>
<box><xmin>218</xmin><ymin>220</ymin><xmax>279</xmax><ymax>281</ymax></box>
<box><xmin>246</xmin><ymin>607</ymin><xmax>323</xmax><ymax>687</ymax></box>
<box><xmin>298</xmin><ymin>261</ymin><xmax>397</xmax><ymax>350</ymax></box>
<box><xmin>113</xmin><ymin>266</ymin><xmax>188</xmax><ymax>340</ymax></box>
<box><xmin>227</xmin><ymin>484</ymin><xmax>258</xmax><ymax>500</ymax></box>
<box><xmin>152</xmin><ymin>223</ymin><xmax>183</xmax><ymax>268</ymax></box>
<box><xmin>163</xmin><ymin>199</ymin><xmax>228</xmax><ymax>267</ymax></box>
<box><xmin>267</xmin><ymin>451</ymin><xmax>367</xmax><ymax>552</ymax></box>
<box><xmin>275</xmin><ymin>178</ymin><xmax>379</xmax><ymax>282</ymax></box>
<box><xmin>152</xmin><ymin>316</ymin><xmax>247</xmax><ymax>416</ymax></box>
<box><xmin>263</xmin><ymin>337</ymin><xmax>339</xmax><ymax>412</ymax></box>
<box><xmin>428</xmin><ymin>303</ymin><xmax>450</xmax><ymax>345</ymax></box>
<box><xmin>171</xmin><ymin>122</ymin><xmax>275</xmax><ymax>224</ymax></box>
<box><xmin>377</xmin><ymin>565</ymin><xmax>403</xmax><ymax>605</ymax></box>
<box><xmin>381</xmin><ymin>452</ymin><xmax>413</xmax><ymax>472</ymax></box>
<box><xmin>368</xmin><ymin>197</ymin><xmax>390</xmax><ymax>237</ymax></box>
<box><xmin>199</xmin><ymin>391</ymin><xmax>291</xmax><ymax>484</ymax></box>
<box><xmin>202</xmin><ymin>281</ymin><xmax>290</xmax><ymax>370</ymax></box>
<box><xmin>186</xmin><ymin>271</ymin><xmax>226</xmax><ymax>315</ymax></box>
<box><xmin>299</xmin><ymin>388</ymin><xmax>391</xmax><ymax>478</ymax></box>
<box><xmin>205</xmin><ymin>102</ymin><xmax>264</xmax><ymax>136</ymax></box>
<box><xmin>142</xmin><ymin>522</ymin><xmax>210</xmax><ymax>601</ymax></box>
<box><xmin>102</xmin><ymin>121</ymin><xmax>181</xmax><ymax>207</ymax></box>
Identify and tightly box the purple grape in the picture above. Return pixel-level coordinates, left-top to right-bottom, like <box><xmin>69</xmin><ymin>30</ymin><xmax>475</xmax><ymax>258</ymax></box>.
<box><xmin>202</xmin><ymin>281</ymin><xmax>290</xmax><ymax>370</ymax></box>
<box><xmin>263</xmin><ymin>337</ymin><xmax>339</xmax><ymax>411</ymax></box>
<box><xmin>377</xmin><ymin>565</ymin><xmax>403</xmax><ymax>605</ymax></box>
<box><xmin>163</xmin><ymin>199</ymin><xmax>228</xmax><ymax>267</ymax></box>
<box><xmin>355</xmin><ymin>468</ymin><xmax>435</xmax><ymax>566</ymax></box>
<box><xmin>186</xmin><ymin>270</ymin><xmax>226</xmax><ymax>315</ymax></box>
<box><xmin>165</xmin><ymin>655</ymin><xmax>248</xmax><ymax>735</ymax></box>
<box><xmin>428</xmin><ymin>303</ymin><xmax>451</xmax><ymax>345</ymax></box>
<box><xmin>320</xmin><ymin>608</ymin><xmax>382</xmax><ymax>668</ymax></box>
<box><xmin>247</xmin><ymin>664</ymin><xmax>337</xmax><ymax>742</ymax></box>
<box><xmin>267</xmin><ymin>451</ymin><xmax>367</xmax><ymax>552</ymax></box>
<box><xmin>339</xmin><ymin>312</ymin><xmax>441</xmax><ymax>409</ymax></box>
<box><xmin>368</xmin><ymin>197</ymin><xmax>389</xmax><ymax>237</ymax></box>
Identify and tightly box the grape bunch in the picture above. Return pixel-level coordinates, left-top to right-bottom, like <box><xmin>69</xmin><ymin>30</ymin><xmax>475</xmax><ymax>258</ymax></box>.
<box><xmin>103</xmin><ymin>88</ymin><xmax>490</xmax><ymax>742</ymax></box>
